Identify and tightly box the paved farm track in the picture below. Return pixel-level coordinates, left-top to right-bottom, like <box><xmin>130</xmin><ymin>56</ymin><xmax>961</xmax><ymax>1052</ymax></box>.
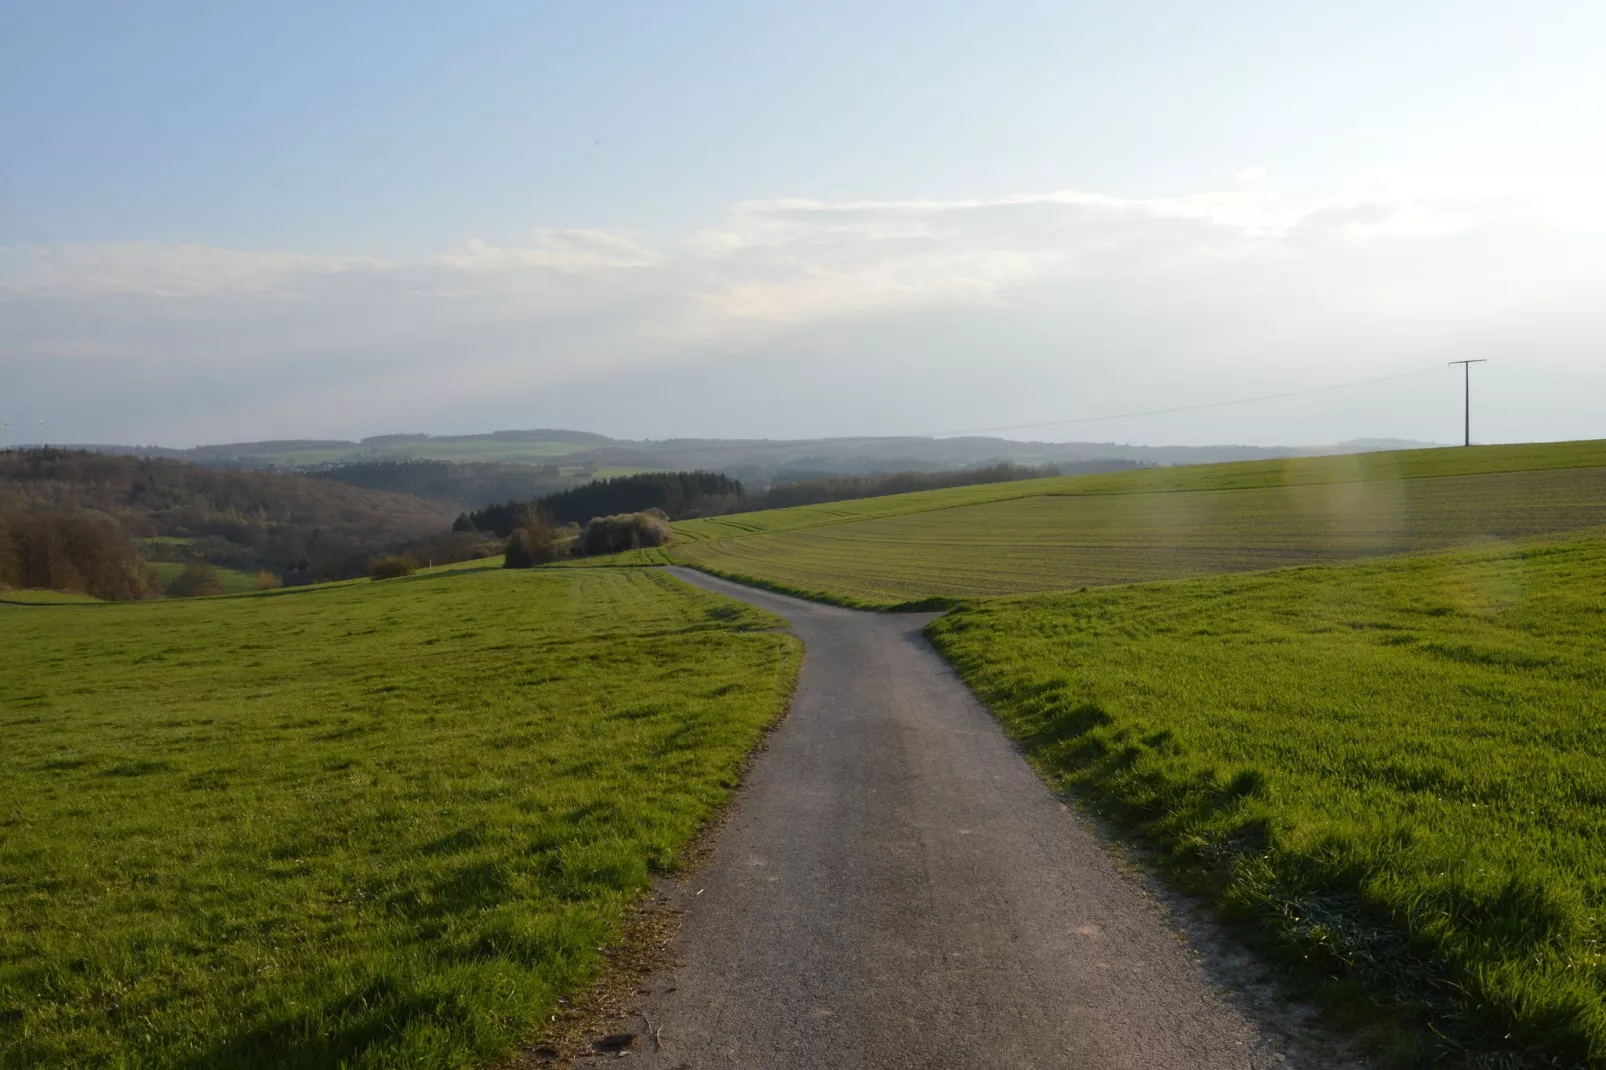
<box><xmin>581</xmin><ymin>567</ymin><xmax>1339</xmax><ymax>1069</ymax></box>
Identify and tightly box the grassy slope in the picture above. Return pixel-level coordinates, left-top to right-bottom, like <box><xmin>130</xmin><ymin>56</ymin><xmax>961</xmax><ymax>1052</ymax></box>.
<box><xmin>676</xmin><ymin>440</ymin><xmax>1606</xmax><ymax>540</ymax></box>
<box><xmin>929</xmin><ymin>534</ymin><xmax>1606</xmax><ymax>1066</ymax></box>
<box><xmin>0</xmin><ymin>590</ymin><xmax>103</xmax><ymax>605</ymax></box>
<box><xmin>674</xmin><ymin>466</ymin><xmax>1606</xmax><ymax>604</ymax></box>
<box><xmin>664</xmin><ymin>440</ymin><xmax>1606</xmax><ymax>605</ymax></box>
<box><xmin>0</xmin><ymin>569</ymin><xmax>799</xmax><ymax>1068</ymax></box>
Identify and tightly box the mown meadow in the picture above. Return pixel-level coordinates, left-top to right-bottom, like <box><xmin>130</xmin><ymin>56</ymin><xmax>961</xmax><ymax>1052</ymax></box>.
<box><xmin>930</xmin><ymin>532</ymin><xmax>1606</xmax><ymax>1066</ymax></box>
<box><xmin>0</xmin><ymin>569</ymin><xmax>799</xmax><ymax>1067</ymax></box>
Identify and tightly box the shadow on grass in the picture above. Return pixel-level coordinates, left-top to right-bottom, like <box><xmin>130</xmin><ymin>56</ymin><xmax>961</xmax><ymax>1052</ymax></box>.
<box><xmin>175</xmin><ymin>977</ymin><xmax>472</xmax><ymax>1070</ymax></box>
<box><xmin>983</xmin><ymin>688</ymin><xmax>1593</xmax><ymax>1067</ymax></box>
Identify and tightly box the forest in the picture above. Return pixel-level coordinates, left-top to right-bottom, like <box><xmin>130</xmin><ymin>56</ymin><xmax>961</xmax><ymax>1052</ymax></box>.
<box><xmin>307</xmin><ymin>459</ymin><xmax>576</xmax><ymax>509</ymax></box>
<box><xmin>0</xmin><ymin>450</ymin><xmax>457</xmax><ymax>587</ymax></box>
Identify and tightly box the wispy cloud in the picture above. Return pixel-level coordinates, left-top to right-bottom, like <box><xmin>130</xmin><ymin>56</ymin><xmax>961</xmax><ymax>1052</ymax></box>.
<box><xmin>435</xmin><ymin>229</ymin><xmax>661</xmax><ymax>273</ymax></box>
<box><xmin>0</xmin><ymin>242</ymin><xmax>384</xmax><ymax>297</ymax></box>
<box><xmin>0</xmin><ymin>182</ymin><xmax>1598</xmax><ymax>445</ymax></box>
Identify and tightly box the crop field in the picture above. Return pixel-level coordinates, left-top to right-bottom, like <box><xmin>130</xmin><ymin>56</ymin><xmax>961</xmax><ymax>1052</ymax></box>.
<box><xmin>0</xmin><ymin>569</ymin><xmax>799</xmax><ymax>1067</ymax></box>
<box><xmin>562</xmin><ymin>442</ymin><xmax>1606</xmax><ymax>599</ymax></box>
<box><xmin>929</xmin><ymin>532</ymin><xmax>1606</xmax><ymax>1064</ymax></box>
<box><xmin>675</xmin><ymin>460</ymin><xmax>1606</xmax><ymax>605</ymax></box>
<box><xmin>675</xmin><ymin>439</ymin><xmax>1606</xmax><ymax>543</ymax></box>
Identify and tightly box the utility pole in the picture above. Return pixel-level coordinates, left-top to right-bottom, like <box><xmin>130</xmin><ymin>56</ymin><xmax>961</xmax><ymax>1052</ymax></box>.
<box><xmin>1447</xmin><ymin>360</ymin><xmax>1486</xmax><ymax>447</ymax></box>
<box><xmin>37</xmin><ymin>419</ymin><xmax>45</xmax><ymax>449</ymax></box>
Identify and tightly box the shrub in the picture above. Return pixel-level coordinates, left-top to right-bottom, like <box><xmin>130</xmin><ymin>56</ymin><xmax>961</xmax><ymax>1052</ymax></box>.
<box><xmin>368</xmin><ymin>555</ymin><xmax>416</xmax><ymax>580</ymax></box>
<box><xmin>166</xmin><ymin>560</ymin><xmax>224</xmax><ymax>598</ymax></box>
<box><xmin>522</xmin><ymin>509</ymin><xmax>565</xmax><ymax>564</ymax></box>
<box><xmin>577</xmin><ymin>511</ymin><xmax>673</xmax><ymax>557</ymax></box>
<box><xmin>255</xmin><ymin>570</ymin><xmax>281</xmax><ymax>591</ymax></box>
<box><xmin>503</xmin><ymin>529</ymin><xmax>536</xmax><ymax>569</ymax></box>
<box><xmin>503</xmin><ymin>508</ymin><xmax>564</xmax><ymax>568</ymax></box>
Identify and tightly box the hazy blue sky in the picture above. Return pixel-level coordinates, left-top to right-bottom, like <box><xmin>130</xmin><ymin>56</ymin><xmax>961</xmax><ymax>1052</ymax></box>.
<box><xmin>3</xmin><ymin>1</ymin><xmax>1603</xmax><ymax>447</ymax></box>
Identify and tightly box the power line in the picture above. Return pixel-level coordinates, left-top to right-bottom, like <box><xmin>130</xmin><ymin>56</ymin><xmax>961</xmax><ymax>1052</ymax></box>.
<box><xmin>936</xmin><ymin>367</ymin><xmax>1442</xmax><ymax>438</ymax></box>
<box><xmin>1447</xmin><ymin>359</ymin><xmax>1487</xmax><ymax>447</ymax></box>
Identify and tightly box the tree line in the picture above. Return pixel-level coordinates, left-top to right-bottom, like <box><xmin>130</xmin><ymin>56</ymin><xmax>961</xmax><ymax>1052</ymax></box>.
<box><xmin>457</xmin><ymin>471</ymin><xmax>744</xmax><ymax>535</ymax></box>
<box><xmin>753</xmin><ymin>463</ymin><xmax>1065</xmax><ymax>510</ymax></box>
<box><xmin>455</xmin><ymin>464</ymin><xmax>1065</xmax><ymax>537</ymax></box>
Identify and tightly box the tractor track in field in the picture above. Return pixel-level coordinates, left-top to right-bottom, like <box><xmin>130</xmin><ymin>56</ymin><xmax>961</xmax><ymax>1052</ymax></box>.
<box><xmin>553</xmin><ymin>567</ymin><xmax>1361</xmax><ymax>1070</ymax></box>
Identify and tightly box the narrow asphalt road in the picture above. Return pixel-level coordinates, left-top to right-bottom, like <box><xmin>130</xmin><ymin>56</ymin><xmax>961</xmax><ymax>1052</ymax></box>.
<box><xmin>593</xmin><ymin>568</ymin><xmax>1306</xmax><ymax>1069</ymax></box>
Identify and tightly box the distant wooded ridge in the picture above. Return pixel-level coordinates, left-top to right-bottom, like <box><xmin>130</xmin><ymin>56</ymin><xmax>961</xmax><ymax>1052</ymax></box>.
<box><xmin>0</xmin><ymin>449</ymin><xmax>466</xmax><ymax>590</ymax></box>
<box><xmin>305</xmin><ymin>460</ymin><xmax>578</xmax><ymax>510</ymax></box>
<box><xmin>69</xmin><ymin>431</ymin><xmax>1439</xmax><ymax>484</ymax></box>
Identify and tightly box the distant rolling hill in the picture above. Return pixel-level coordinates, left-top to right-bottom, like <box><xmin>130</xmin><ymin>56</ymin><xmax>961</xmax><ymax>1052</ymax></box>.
<box><xmin>73</xmin><ymin>429</ymin><xmax>1440</xmax><ymax>483</ymax></box>
<box><xmin>303</xmin><ymin>460</ymin><xmax>580</xmax><ymax>511</ymax></box>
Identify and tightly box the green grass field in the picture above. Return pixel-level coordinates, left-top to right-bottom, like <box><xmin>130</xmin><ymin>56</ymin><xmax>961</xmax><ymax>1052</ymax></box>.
<box><xmin>663</xmin><ymin>441</ymin><xmax>1606</xmax><ymax>605</ymax></box>
<box><xmin>929</xmin><ymin>532</ymin><xmax>1606</xmax><ymax>1065</ymax></box>
<box><xmin>0</xmin><ymin>569</ymin><xmax>799</xmax><ymax>1068</ymax></box>
<box><xmin>148</xmin><ymin>560</ymin><xmax>265</xmax><ymax>595</ymax></box>
<box><xmin>10</xmin><ymin>437</ymin><xmax>1606</xmax><ymax>1067</ymax></box>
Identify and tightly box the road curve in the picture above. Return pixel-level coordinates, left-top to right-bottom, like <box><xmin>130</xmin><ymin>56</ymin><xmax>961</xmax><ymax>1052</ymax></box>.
<box><xmin>596</xmin><ymin>567</ymin><xmax>1303</xmax><ymax>1069</ymax></box>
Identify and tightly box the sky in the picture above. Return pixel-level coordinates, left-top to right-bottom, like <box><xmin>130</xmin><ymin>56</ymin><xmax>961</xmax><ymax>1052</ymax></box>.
<box><xmin>2</xmin><ymin>0</ymin><xmax>1604</xmax><ymax>448</ymax></box>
